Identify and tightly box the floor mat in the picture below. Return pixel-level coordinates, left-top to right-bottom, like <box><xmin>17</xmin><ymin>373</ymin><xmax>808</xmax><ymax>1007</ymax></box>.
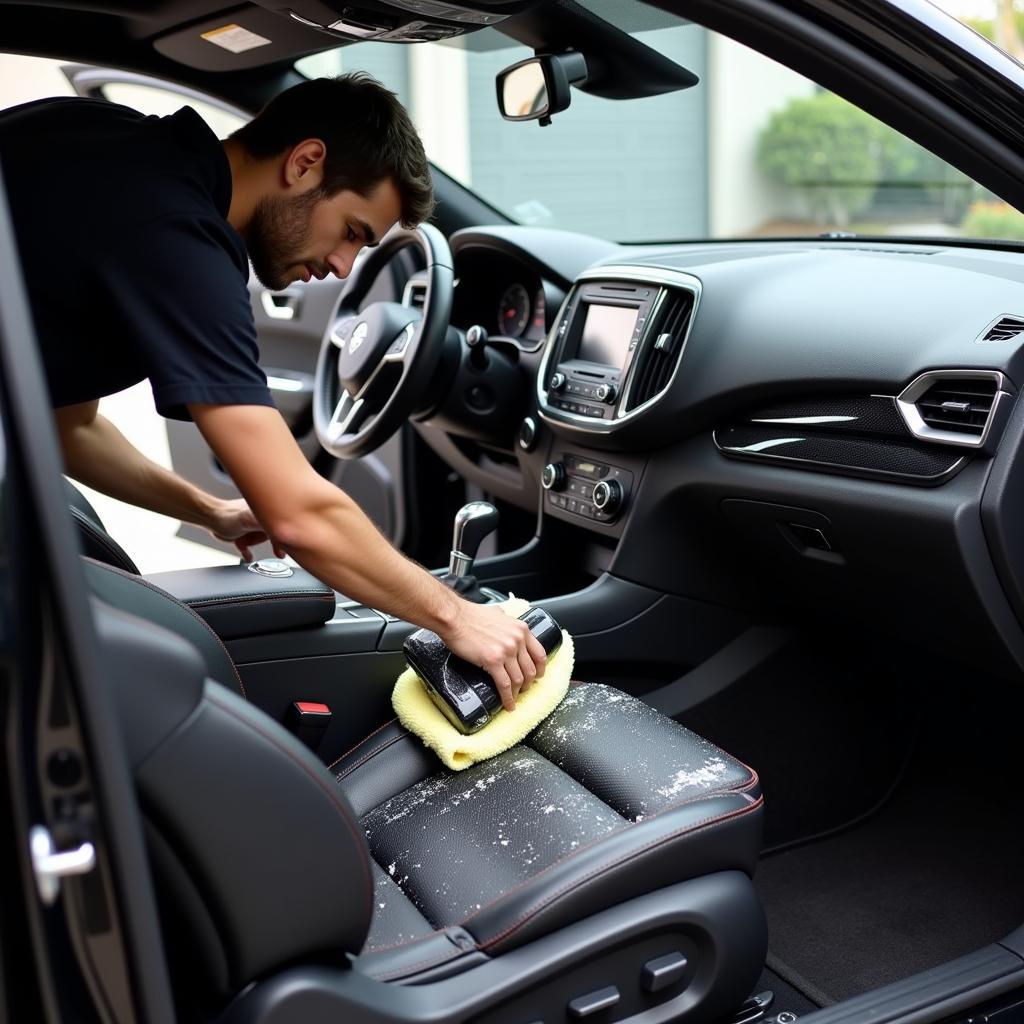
<box><xmin>755</xmin><ymin>687</ymin><xmax>1024</xmax><ymax>1003</ymax></box>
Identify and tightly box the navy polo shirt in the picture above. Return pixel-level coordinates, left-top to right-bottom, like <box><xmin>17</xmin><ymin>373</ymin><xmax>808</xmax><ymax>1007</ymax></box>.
<box><xmin>0</xmin><ymin>97</ymin><xmax>274</xmax><ymax>420</ymax></box>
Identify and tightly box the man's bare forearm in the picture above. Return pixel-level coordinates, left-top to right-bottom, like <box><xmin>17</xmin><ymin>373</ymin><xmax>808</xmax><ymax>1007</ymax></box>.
<box><xmin>273</xmin><ymin>494</ymin><xmax>460</xmax><ymax>633</ymax></box>
<box><xmin>57</xmin><ymin>404</ymin><xmax>221</xmax><ymax>528</ymax></box>
<box><xmin>189</xmin><ymin>402</ymin><xmax>546</xmax><ymax>703</ymax></box>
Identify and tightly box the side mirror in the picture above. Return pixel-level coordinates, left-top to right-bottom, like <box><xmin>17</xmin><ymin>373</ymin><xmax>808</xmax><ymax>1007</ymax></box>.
<box><xmin>496</xmin><ymin>52</ymin><xmax>588</xmax><ymax>126</ymax></box>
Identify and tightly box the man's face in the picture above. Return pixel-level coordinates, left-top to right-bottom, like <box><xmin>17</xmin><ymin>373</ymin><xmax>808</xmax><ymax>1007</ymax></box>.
<box><xmin>245</xmin><ymin>177</ymin><xmax>401</xmax><ymax>291</ymax></box>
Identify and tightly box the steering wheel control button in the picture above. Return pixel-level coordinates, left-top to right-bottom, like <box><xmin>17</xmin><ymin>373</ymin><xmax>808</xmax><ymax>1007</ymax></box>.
<box><xmin>542</xmin><ymin>462</ymin><xmax>567</xmax><ymax>490</ymax></box>
<box><xmin>641</xmin><ymin>951</ymin><xmax>689</xmax><ymax>993</ymax></box>
<box><xmin>568</xmin><ymin>986</ymin><xmax>621</xmax><ymax>1018</ymax></box>
<box><xmin>549</xmin><ymin>371</ymin><xmax>566</xmax><ymax>392</ymax></box>
<box><xmin>247</xmin><ymin>558</ymin><xmax>294</xmax><ymax>578</ymax></box>
<box><xmin>518</xmin><ymin>417</ymin><xmax>538</xmax><ymax>451</ymax></box>
<box><xmin>592</xmin><ymin>479</ymin><xmax>623</xmax><ymax>514</ymax></box>
<box><xmin>385</xmin><ymin>323</ymin><xmax>415</xmax><ymax>359</ymax></box>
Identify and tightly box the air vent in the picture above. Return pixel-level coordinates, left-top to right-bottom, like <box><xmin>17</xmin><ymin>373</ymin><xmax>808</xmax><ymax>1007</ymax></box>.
<box><xmin>896</xmin><ymin>370</ymin><xmax>1008</xmax><ymax>448</ymax></box>
<box><xmin>624</xmin><ymin>288</ymin><xmax>694</xmax><ymax>411</ymax></box>
<box><xmin>915</xmin><ymin>379</ymin><xmax>996</xmax><ymax>436</ymax></box>
<box><xmin>978</xmin><ymin>315</ymin><xmax>1024</xmax><ymax>343</ymax></box>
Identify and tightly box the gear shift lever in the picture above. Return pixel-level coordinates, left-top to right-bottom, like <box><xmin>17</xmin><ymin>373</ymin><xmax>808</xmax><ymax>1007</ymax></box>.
<box><xmin>449</xmin><ymin>501</ymin><xmax>498</xmax><ymax>578</ymax></box>
<box><xmin>443</xmin><ymin>501</ymin><xmax>501</xmax><ymax>602</ymax></box>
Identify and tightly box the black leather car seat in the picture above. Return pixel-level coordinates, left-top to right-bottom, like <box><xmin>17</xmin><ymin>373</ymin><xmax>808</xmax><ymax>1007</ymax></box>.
<box><xmin>83</xmin><ymin>543</ymin><xmax>767</xmax><ymax>1022</ymax></box>
<box><xmin>336</xmin><ymin>689</ymin><xmax>763</xmax><ymax>982</ymax></box>
<box><xmin>65</xmin><ymin>478</ymin><xmax>140</xmax><ymax>574</ymax></box>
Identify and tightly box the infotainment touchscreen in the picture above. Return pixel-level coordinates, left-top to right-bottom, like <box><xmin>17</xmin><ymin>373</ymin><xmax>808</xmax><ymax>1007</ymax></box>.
<box><xmin>577</xmin><ymin>304</ymin><xmax>639</xmax><ymax>368</ymax></box>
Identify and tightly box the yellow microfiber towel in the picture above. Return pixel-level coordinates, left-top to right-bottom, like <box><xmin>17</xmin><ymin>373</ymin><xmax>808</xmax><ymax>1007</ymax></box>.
<box><xmin>392</xmin><ymin>596</ymin><xmax>574</xmax><ymax>771</ymax></box>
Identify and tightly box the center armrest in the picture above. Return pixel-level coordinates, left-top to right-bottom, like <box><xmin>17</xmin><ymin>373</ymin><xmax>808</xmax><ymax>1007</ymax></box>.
<box><xmin>145</xmin><ymin>562</ymin><xmax>336</xmax><ymax>640</ymax></box>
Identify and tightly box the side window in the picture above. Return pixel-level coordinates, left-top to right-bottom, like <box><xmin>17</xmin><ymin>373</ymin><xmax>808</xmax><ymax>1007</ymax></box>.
<box><xmin>0</xmin><ymin>54</ymin><xmax>75</xmax><ymax>109</ymax></box>
<box><xmin>98</xmin><ymin>82</ymin><xmax>246</xmax><ymax>136</ymax></box>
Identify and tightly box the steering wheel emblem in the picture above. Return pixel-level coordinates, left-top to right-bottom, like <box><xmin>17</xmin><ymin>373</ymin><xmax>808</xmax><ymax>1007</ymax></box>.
<box><xmin>349</xmin><ymin>321</ymin><xmax>369</xmax><ymax>355</ymax></box>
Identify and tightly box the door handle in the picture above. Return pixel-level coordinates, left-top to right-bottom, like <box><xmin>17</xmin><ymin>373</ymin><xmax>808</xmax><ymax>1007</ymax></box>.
<box><xmin>260</xmin><ymin>290</ymin><xmax>301</xmax><ymax>321</ymax></box>
<box><xmin>30</xmin><ymin>825</ymin><xmax>96</xmax><ymax>905</ymax></box>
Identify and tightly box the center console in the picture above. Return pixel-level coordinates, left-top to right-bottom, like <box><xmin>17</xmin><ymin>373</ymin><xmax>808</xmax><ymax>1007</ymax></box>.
<box><xmin>537</xmin><ymin>266</ymin><xmax>700</xmax><ymax>434</ymax></box>
<box><xmin>535</xmin><ymin>266</ymin><xmax>699</xmax><ymax>530</ymax></box>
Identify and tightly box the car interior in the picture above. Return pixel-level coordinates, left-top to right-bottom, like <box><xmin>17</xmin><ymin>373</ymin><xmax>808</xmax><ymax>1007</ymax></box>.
<box><xmin>5</xmin><ymin>0</ymin><xmax>1024</xmax><ymax>1023</ymax></box>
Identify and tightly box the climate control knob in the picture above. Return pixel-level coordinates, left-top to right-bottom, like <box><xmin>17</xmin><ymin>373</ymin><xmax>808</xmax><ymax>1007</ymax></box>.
<box><xmin>592</xmin><ymin>479</ymin><xmax>623</xmax><ymax>514</ymax></box>
<box><xmin>549</xmin><ymin>372</ymin><xmax>566</xmax><ymax>392</ymax></box>
<box><xmin>595</xmin><ymin>382</ymin><xmax>617</xmax><ymax>404</ymax></box>
<box><xmin>542</xmin><ymin>462</ymin><xmax>567</xmax><ymax>491</ymax></box>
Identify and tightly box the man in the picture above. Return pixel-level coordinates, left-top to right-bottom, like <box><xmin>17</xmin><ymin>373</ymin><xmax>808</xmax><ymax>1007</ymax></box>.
<box><xmin>0</xmin><ymin>73</ymin><xmax>545</xmax><ymax>708</ymax></box>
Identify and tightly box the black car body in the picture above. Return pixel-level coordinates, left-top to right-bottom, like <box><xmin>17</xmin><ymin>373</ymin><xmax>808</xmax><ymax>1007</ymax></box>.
<box><xmin>3</xmin><ymin>1</ymin><xmax>1024</xmax><ymax>1022</ymax></box>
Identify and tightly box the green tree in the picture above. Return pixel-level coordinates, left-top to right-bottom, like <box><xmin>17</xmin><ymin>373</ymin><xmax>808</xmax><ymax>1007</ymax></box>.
<box><xmin>757</xmin><ymin>93</ymin><xmax>882</xmax><ymax>226</ymax></box>
<box><xmin>758</xmin><ymin>92</ymin><xmax>975</xmax><ymax>227</ymax></box>
<box><xmin>965</xmin><ymin>0</ymin><xmax>1024</xmax><ymax>56</ymax></box>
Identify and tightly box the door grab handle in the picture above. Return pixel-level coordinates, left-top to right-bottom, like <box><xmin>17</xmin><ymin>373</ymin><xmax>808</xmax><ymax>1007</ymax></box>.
<box><xmin>260</xmin><ymin>291</ymin><xmax>300</xmax><ymax>321</ymax></box>
<box><xmin>31</xmin><ymin>825</ymin><xmax>96</xmax><ymax>905</ymax></box>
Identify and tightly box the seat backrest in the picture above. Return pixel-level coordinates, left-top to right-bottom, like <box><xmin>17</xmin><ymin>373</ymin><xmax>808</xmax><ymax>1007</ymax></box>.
<box><xmin>87</xmin><ymin>563</ymin><xmax>374</xmax><ymax>1012</ymax></box>
<box><xmin>65</xmin><ymin>478</ymin><xmax>140</xmax><ymax>574</ymax></box>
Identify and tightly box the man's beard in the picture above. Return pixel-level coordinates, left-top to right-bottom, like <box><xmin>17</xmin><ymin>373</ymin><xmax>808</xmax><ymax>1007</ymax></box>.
<box><xmin>245</xmin><ymin>189</ymin><xmax>321</xmax><ymax>291</ymax></box>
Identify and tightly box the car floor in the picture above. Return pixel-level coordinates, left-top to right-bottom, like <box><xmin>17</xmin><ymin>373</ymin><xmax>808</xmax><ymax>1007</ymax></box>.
<box><xmin>673</xmin><ymin>631</ymin><xmax>1024</xmax><ymax>1009</ymax></box>
<box><xmin>755</xmin><ymin>712</ymin><xmax>1024</xmax><ymax>1004</ymax></box>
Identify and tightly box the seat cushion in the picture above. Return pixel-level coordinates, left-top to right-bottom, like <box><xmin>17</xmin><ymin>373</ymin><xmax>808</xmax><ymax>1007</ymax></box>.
<box><xmin>335</xmin><ymin>683</ymin><xmax>762</xmax><ymax>978</ymax></box>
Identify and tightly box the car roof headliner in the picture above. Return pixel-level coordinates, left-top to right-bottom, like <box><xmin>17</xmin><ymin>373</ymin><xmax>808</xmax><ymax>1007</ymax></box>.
<box><xmin>0</xmin><ymin>0</ymin><xmax>696</xmax><ymax>110</ymax></box>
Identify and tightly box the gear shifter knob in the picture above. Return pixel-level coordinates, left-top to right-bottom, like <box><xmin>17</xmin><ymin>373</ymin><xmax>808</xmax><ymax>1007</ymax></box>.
<box><xmin>448</xmin><ymin>501</ymin><xmax>498</xmax><ymax>578</ymax></box>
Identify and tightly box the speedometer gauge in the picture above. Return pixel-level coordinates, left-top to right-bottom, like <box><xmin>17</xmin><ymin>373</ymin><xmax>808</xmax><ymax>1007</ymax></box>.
<box><xmin>498</xmin><ymin>283</ymin><xmax>532</xmax><ymax>337</ymax></box>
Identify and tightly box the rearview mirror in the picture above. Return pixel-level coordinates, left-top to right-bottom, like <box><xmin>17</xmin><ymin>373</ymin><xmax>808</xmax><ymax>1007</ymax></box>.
<box><xmin>496</xmin><ymin>52</ymin><xmax>588</xmax><ymax>127</ymax></box>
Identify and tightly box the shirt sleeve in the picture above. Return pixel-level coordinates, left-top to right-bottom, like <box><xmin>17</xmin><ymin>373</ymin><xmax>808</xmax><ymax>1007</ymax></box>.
<box><xmin>95</xmin><ymin>213</ymin><xmax>275</xmax><ymax>421</ymax></box>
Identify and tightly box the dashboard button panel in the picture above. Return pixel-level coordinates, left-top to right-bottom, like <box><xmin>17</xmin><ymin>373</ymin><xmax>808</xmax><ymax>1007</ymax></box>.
<box><xmin>546</xmin><ymin>453</ymin><xmax>633</xmax><ymax>523</ymax></box>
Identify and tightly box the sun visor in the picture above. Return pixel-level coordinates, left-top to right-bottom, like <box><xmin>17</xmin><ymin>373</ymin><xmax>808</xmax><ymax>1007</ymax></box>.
<box><xmin>153</xmin><ymin>5</ymin><xmax>332</xmax><ymax>71</ymax></box>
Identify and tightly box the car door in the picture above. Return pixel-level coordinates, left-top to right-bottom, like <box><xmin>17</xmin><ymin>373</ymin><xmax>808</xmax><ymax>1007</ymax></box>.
<box><xmin>60</xmin><ymin>65</ymin><xmax>413</xmax><ymax>557</ymax></box>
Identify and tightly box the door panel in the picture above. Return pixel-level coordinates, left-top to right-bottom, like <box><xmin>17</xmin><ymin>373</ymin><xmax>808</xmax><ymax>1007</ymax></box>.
<box><xmin>61</xmin><ymin>65</ymin><xmax>413</xmax><ymax>555</ymax></box>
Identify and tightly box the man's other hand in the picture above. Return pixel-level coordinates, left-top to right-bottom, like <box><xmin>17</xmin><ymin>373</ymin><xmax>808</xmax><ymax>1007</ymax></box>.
<box><xmin>440</xmin><ymin>602</ymin><xmax>548</xmax><ymax>712</ymax></box>
<box><xmin>208</xmin><ymin>497</ymin><xmax>284</xmax><ymax>562</ymax></box>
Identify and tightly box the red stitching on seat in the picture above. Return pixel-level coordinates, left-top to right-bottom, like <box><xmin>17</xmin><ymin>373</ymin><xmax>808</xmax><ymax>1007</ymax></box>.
<box><xmin>456</xmin><ymin>786</ymin><xmax>751</xmax><ymax>930</ymax></box>
<box><xmin>478</xmin><ymin>795</ymin><xmax>764</xmax><ymax>950</ymax></box>
<box><xmin>84</xmin><ymin>558</ymin><xmax>247</xmax><ymax>699</ymax></box>
<box><xmin>362</xmin><ymin>790</ymin><xmax>763</xmax><ymax>959</ymax></box>
<box><xmin>207</xmin><ymin>691</ymin><xmax>374</xmax><ymax>928</ymax></box>
<box><xmin>188</xmin><ymin>591</ymin><xmax>335</xmax><ymax>607</ymax></box>
<box><xmin>328</xmin><ymin>717</ymin><xmax>398</xmax><ymax>771</ymax></box>
<box><xmin>334</xmin><ymin>732</ymin><xmax>409</xmax><ymax>782</ymax></box>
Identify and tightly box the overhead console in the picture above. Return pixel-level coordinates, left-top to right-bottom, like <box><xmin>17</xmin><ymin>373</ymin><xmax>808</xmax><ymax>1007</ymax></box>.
<box><xmin>262</xmin><ymin>0</ymin><xmax>537</xmax><ymax>42</ymax></box>
<box><xmin>537</xmin><ymin>266</ymin><xmax>700</xmax><ymax>440</ymax></box>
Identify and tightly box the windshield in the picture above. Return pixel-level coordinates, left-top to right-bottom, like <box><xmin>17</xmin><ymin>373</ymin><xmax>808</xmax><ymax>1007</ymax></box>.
<box><xmin>297</xmin><ymin>11</ymin><xmax>1020</xmax><ymax>244</ymax></box>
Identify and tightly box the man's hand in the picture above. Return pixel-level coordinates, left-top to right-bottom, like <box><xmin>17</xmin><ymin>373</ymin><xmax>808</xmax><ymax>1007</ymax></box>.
<box><xmin>439</xmin><ymin>601</ymin><xmax>548</xmax><ymax>712</ymax></box>
<box><xmin>207</xmin><ymin>497</ymin><xmax>284</xmax><ymax>562</ymax></box>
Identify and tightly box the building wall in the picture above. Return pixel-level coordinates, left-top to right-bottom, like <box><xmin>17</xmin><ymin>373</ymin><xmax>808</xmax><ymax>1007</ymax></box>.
<box><xmin>706</xmin><ymin>34</ymin><xmax>816</xmax><ymax>237</ymax></box>
<box><xmin>463</xmin><ymin>27</ymin><xmax>709</xmax><ymax>241</ymax></box>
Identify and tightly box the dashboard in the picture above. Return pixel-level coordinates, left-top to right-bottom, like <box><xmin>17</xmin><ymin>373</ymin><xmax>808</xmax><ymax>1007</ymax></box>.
<box><xmin>448</xmin><ymin>243</ymin><xmax>556</xmax><ymax>349</ymax></box>
<box><xmin>412</xmin><ymin>225</ymin><xmax>1024</xmax><ymax>682</ymax></box>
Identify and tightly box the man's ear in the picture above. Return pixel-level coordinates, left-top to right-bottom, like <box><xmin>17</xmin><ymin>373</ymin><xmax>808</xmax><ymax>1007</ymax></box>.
<box><xmin>283</xmin><ymin>138</ymin><xmax>326</xmax><ymax>190</ymax></box>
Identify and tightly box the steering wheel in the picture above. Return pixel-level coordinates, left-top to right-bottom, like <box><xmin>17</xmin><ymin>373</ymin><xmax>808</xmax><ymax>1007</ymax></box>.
<box><xmin>313</xmin><ymin>224</ymin><xmax>454</xmax><ymax>459</ymax></box>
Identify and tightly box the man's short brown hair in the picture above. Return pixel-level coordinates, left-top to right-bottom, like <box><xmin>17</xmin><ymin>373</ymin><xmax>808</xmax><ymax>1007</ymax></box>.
<box><xmin>231</xmin><ymin>72</ymin><xmax>435</xmax><ymax>227</ymax></box>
